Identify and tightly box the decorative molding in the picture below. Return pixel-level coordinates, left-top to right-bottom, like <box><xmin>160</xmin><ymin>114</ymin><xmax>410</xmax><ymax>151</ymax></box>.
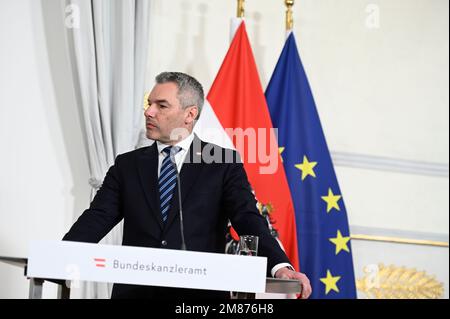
<box><xmin>351</xmin><ymin>234</ymin><xmax>448</xmax><ymax>247</ymax></box>
<box><xmin>350</xmin><ymin>225</ymin><xmax>449</xmax><ymax>248</ymax></box>
<box><xmin>331</xmin><ymin>151</ymin><xmax>449</xmax><ymax>178</ymax></box>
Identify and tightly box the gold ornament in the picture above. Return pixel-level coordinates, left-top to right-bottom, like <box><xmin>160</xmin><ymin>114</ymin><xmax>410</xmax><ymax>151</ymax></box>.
<box><xmin>285</xmin><ymin>0</ymin><xmax>294</xmax><ymax>31</ymax></box>
<box><xmin>257</xmin><ymin>202</ymin><xmax>273</xmax><ymax>215</ymax></box>
<box><xmin>236</xmin><ymin>0</ymin><xmax>245</xmax><ymax>18</ymax></box>
<box><xmin>356</xmin><ymin>263</ymin><xmax>444</xmax><ymax>299</ymax></box>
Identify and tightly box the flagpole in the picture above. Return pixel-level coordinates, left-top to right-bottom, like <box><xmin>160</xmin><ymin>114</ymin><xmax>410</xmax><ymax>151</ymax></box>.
<box><xmin>237</xmin><ymin>0</ymin><xmax>245</xmax><ymax>18</ymax></box>
<box><xmin>285</xmin><ymin>0</ymin><xmax>294</xmax><ymax>37</ymax></box>
<box><xmin>231</xmin><ymin>0</ymin><xmax>245</xmax><ymax>42</ymax></box>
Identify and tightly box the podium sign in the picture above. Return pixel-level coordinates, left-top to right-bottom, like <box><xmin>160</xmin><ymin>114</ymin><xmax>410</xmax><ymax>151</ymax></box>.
<box><xmin>28</xmin><ymin>241</ymin><xmax>267</xmax><ymax>293</ymax></box>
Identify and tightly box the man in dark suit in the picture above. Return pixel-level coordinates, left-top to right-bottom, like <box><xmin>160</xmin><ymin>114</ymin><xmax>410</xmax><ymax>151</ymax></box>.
<box><xmin>63</xmin><ymin>72</ymin><xmax>311</xmax><ymax>299</ymax></box>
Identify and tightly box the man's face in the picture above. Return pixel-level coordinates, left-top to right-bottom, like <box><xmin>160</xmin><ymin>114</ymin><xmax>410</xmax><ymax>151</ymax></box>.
<box><xmin>144</xmin><ymin>82</ymin><xmax>197</xmax><ymax>144</ymax></box>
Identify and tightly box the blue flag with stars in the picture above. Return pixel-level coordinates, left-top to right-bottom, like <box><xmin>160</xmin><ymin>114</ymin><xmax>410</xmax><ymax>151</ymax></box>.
<box><xmin>265</xmin><ymin>32</ymin><xmax>357</xmax><ymax>298</ymax></box>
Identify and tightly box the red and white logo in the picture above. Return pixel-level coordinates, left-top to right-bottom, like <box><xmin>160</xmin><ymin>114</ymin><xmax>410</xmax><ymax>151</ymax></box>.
<box><xmin>94</xmin><ymin>258</ymin><xmax>106</xmax><ymax>268</ymax></box>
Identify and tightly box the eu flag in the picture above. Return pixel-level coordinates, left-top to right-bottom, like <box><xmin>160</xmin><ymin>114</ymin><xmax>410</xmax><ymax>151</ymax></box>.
<box><xmin>265</xmin><ymin>33</ymin><xmax>357</xmax><ymax>298</ymax></box>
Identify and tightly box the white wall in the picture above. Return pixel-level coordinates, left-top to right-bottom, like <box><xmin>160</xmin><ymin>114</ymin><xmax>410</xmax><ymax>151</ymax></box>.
<box><xmin>0</xmin><ymin>0</ymin><xmax>90</xmax><ymax>298</ymax></box>
<box><xmin>146</xmin><ymin>0</ymin><xmax>449</xmax><ymax>166</ymax></box>
<box><xmin>0</xmin><ymin>0</ymin><xmax>448</xmax><ymax>298</ymax></box>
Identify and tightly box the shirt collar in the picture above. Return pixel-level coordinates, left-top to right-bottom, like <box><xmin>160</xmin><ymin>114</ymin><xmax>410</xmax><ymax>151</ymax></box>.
<box><xmin>156</xmin><ymin>132</ymin><xmax>195</xmax><ymax>154</ymax></box>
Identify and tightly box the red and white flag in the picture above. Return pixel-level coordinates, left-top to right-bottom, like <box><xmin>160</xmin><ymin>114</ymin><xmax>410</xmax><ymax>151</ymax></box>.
<box><xmin>195</xmin><ymin>19</ymin><xmax>299</xmax><ymax>271</ymax></box>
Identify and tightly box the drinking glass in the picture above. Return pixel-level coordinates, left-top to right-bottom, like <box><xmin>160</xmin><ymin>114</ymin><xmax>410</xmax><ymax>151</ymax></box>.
<box><xmin>238</xmin><ymin>235</ymin><xmax>259</xmax><ymax>256</ymax></box>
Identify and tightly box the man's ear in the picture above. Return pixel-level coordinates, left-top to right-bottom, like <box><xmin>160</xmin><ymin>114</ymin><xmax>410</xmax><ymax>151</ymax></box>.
<box><xmin>185</xmin><ymin>106</ymin><xmax>199</xmax><ymax>124</ymax></box>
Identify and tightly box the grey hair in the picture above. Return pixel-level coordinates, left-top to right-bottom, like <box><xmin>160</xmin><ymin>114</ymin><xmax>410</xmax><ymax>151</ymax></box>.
<box><xmin>155</xmin><ymin>72</ymin><xmax>204</xmax><ymax>118</ymax></box>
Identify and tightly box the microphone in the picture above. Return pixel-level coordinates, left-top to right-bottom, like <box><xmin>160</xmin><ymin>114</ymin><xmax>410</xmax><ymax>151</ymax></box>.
<box><xmin>169</xmin><ymin>148</ymin><xmax>187</xmax><ymax>251</ymax></box>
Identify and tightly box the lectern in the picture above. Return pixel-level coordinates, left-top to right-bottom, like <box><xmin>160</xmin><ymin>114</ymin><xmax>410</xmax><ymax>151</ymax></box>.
<box><xmin>0</xmin><ymin>256</ymin><xmax>70</xmax><ymax>299</ymax></box>
<box><xmin>1</xmin><ymin>241</ymin><xmax>301</xmax><ymax>299</ymax></box>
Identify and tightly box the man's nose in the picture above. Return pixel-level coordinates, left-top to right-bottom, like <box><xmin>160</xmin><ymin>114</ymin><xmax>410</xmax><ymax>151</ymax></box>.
<box><xmin>144</xmin><ymin>103</ymin><xmax>157</xmax><ymax>117</ymax></box>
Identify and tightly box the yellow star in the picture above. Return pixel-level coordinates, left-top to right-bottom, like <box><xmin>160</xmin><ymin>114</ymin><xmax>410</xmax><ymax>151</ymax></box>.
<box><xmin>279</xmin><ymin>147</ymin><xmax>285</xmax><ymax>162</ymax></box>
<box><xmin>294</xmin><ymin>155</ymin><xmax>318</xmax><ymax>180</ymax></box>
<box><xmin>329</xmin><ymin>230</ymin><xmax>351</xmax><ymax>255</ymax></box>
<box><xmin>320</xmin><ymin>270</ymin><xmax>341</xmax><ymax>295</ymax></box>
<box><xmin>321</xmin><ymin>188</ymin><xmax>341</xmax><ymax>213</ymax></box>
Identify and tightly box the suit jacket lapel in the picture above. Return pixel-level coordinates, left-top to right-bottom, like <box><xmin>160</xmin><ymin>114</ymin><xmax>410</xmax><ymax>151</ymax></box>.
<box><xmin>137</xmin><ymin>143</ymin><xmax>164</xmax><ymax>230</ymax></box>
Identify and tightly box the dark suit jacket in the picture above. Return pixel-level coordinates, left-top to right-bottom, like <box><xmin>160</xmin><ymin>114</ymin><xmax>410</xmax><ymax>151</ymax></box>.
<box><xmin>63</xmin><ymin>136</ymin><xmax>290</xmax><ymax>299</ymax></box>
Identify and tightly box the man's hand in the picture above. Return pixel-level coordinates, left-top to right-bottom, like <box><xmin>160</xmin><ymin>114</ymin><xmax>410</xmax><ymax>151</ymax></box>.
<box><xmin>274</xmin><ymin>267</ymin><xmax>312</xmax><ymax>299</ymax></box>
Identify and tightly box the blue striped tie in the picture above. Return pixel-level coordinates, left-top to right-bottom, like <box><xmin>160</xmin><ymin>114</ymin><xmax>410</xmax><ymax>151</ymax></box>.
<box><xmin>159</xmin><ymin>146</ymin><xmax>181</xmax><ymax>223</ymax></box>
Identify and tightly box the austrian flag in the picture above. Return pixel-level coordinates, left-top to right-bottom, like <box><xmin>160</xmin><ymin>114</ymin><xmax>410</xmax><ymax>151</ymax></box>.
<box><xmin>198</xmin><ymin>21</ymin><xmax>299</xmax><ymax>270</ymax></box>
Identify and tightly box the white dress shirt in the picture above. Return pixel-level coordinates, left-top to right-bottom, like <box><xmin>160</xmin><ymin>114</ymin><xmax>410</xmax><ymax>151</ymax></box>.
<box><xmin>156</xmin><ymin>132</ymin><xmax>195</xmax><ymax>176</ymax></box>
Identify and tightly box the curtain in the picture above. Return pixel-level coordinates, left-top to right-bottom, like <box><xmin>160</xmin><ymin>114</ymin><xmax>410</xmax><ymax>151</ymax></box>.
<box><xmin>65</xmin><ymin>0</ymin><xmax>151</xmax><ymax>298</ymax></box>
